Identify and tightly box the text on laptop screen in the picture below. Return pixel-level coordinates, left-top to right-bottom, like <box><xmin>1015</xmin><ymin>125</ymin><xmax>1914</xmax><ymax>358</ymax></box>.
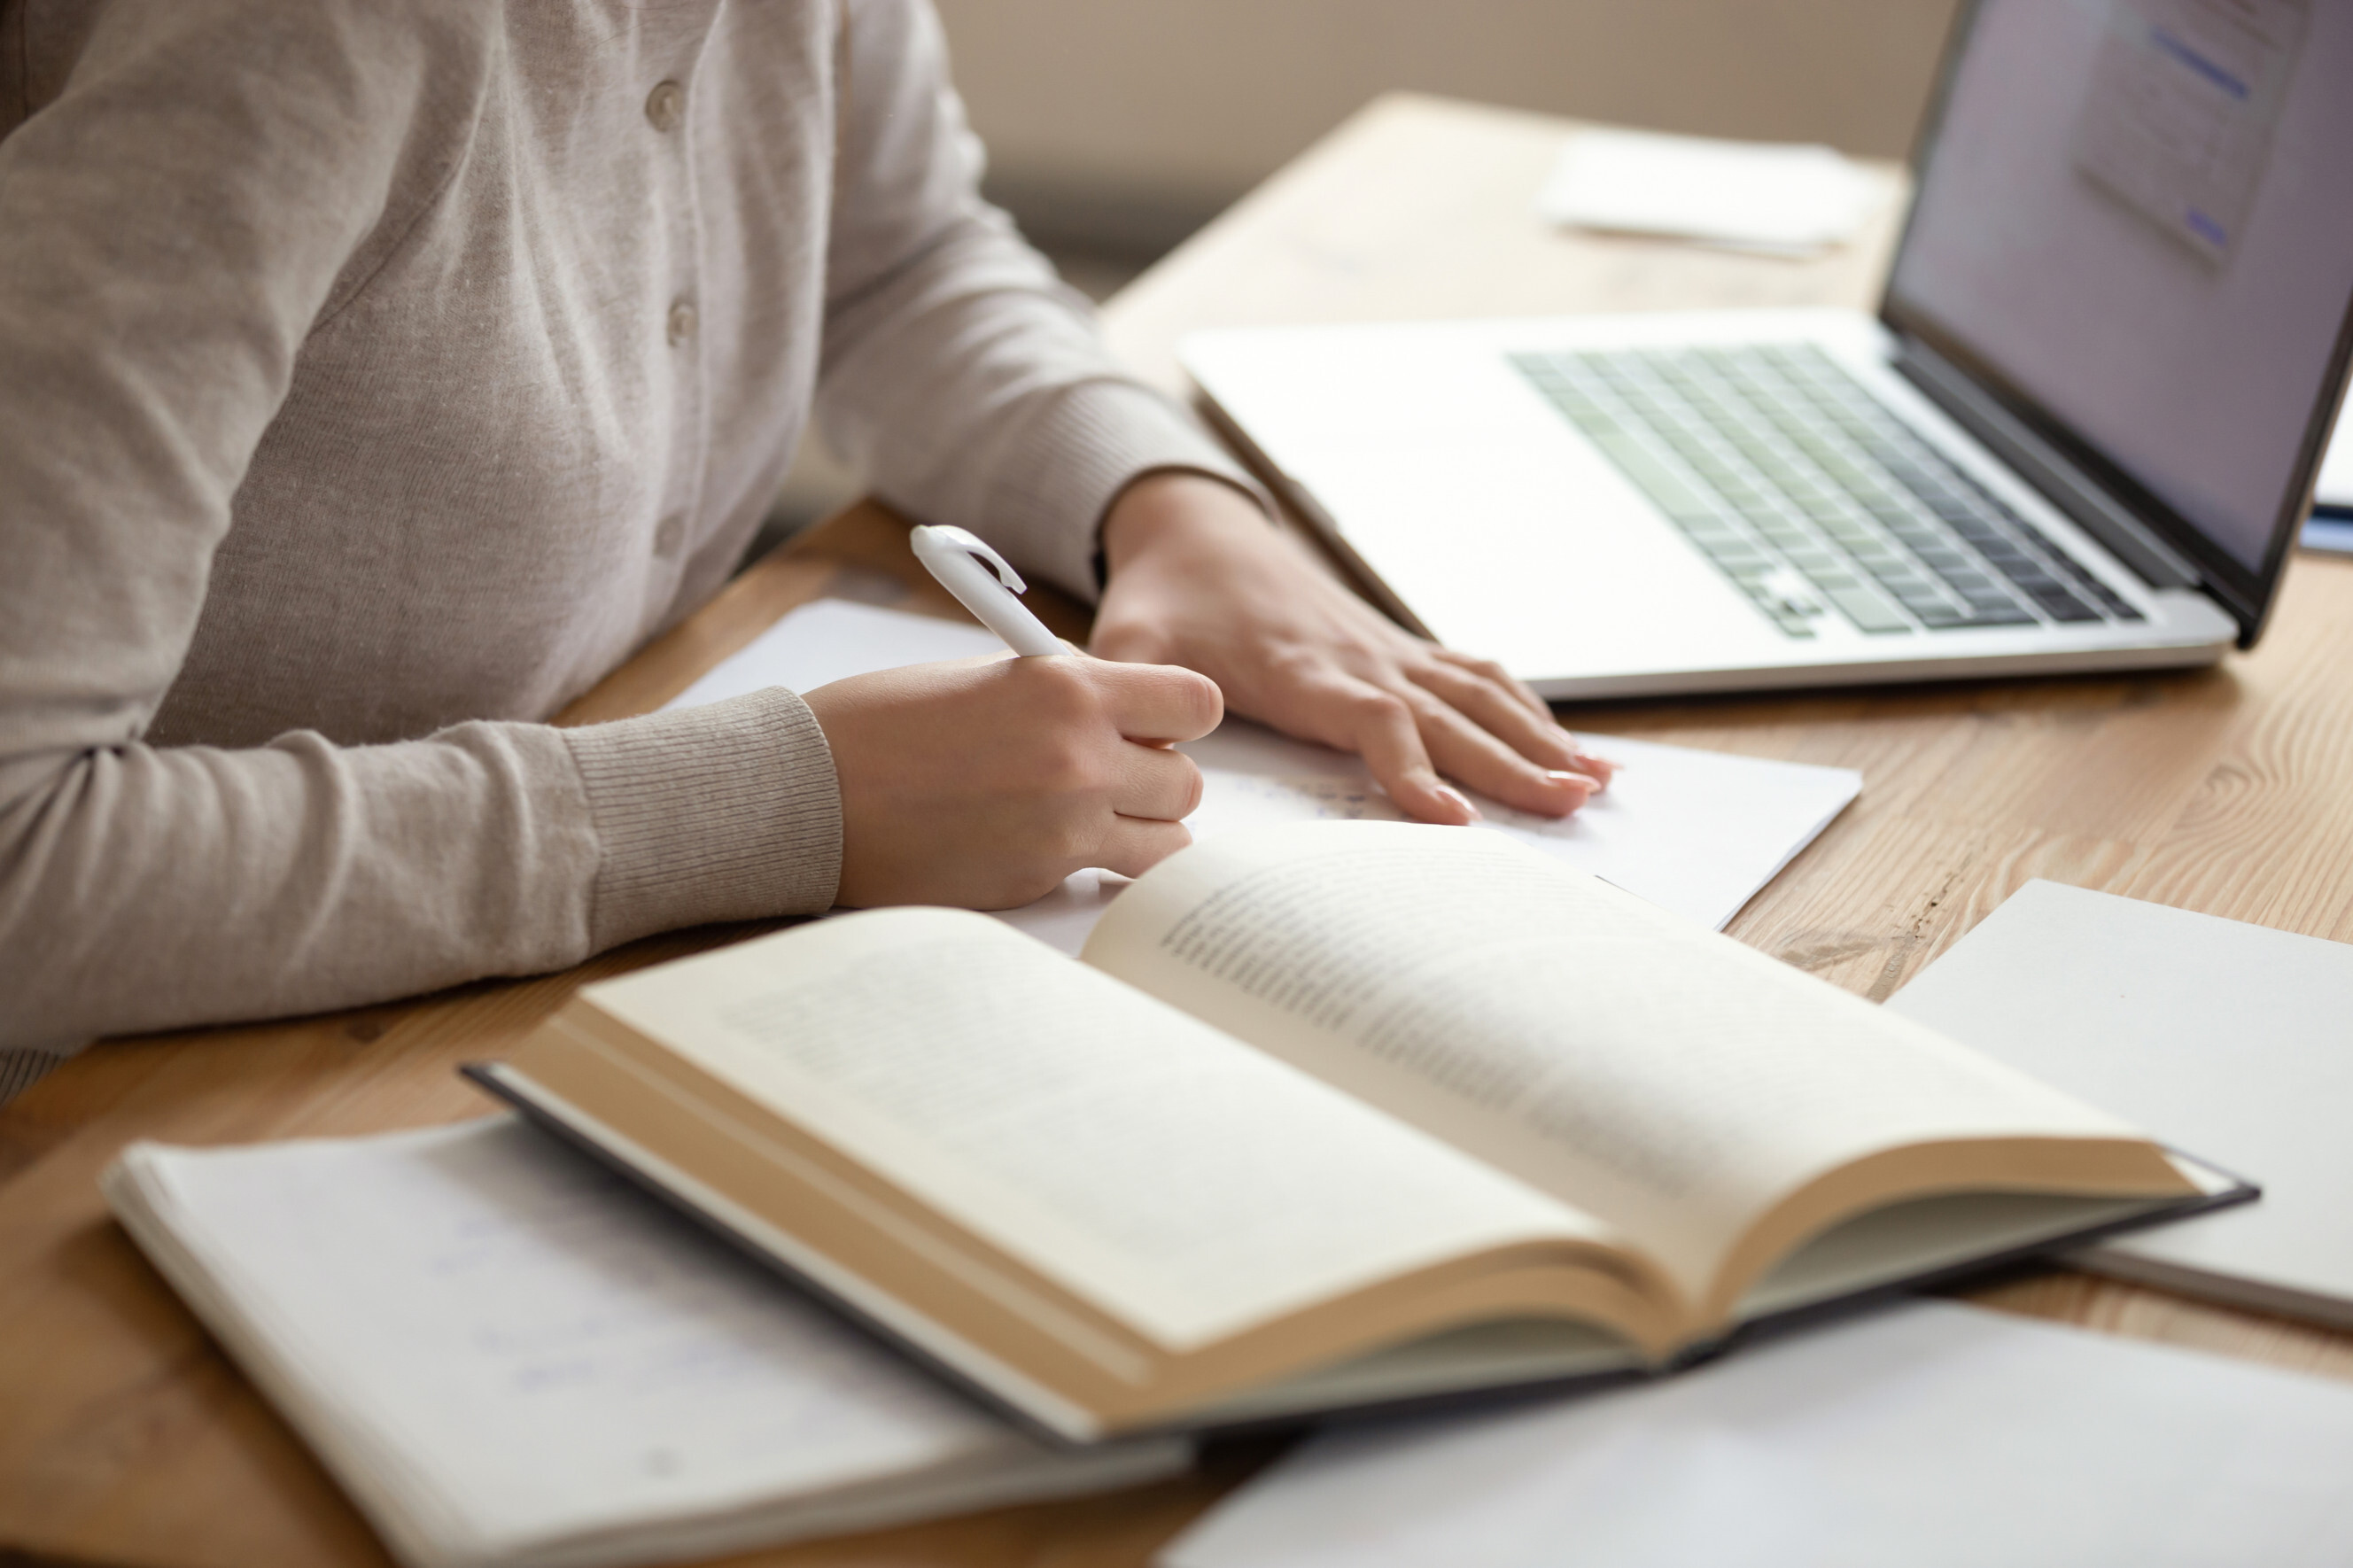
<box><xmin>1886</xmin><ymin>0</ymin><xmax>2353</xmax><ymax>573</ymax></box>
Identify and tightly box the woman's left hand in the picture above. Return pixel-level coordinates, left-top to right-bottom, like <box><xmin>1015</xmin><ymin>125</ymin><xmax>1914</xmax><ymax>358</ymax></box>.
<box><xmin>1090</xmin><ymin>472</ymin><xmax>1617</xmax><ymax>827</ymax></box>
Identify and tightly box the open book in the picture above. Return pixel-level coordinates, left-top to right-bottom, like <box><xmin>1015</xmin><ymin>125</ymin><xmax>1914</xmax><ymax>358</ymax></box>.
<box><xmin>471</xmin><ymin>822</ymin><xmax>2247</xmax><ymax>1441</ymax></box>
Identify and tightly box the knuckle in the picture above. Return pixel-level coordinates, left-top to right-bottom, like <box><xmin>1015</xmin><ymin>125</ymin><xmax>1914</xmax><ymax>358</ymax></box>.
<box><xmin>1024</xmin><ymin>649</ymin><xmax>1090</xmax><ymax>690</ymax></box>
<box><xmin>1038</xmin><ymin>734</ymin><xmax>1108</xmax><ymax>796</ymax></box>
<box><xmin>1394</xmin><ymin>683</ymin><xmax>1448</xmax><ymax>721</ymax></box>
<box><xmin>1269</xmin><ymin>644</ymin><xmax>1327</xmax><ymax>683</ymax></box>
<box><xmin>1177</xmin><ymin>668</ymin><xmax>1224</xmax><ymax>729</ymax></box>
<box><xmin>1174</xmin><ymin>757</ymin><xmax>1206</xmax><ymax>817</ymax></box>
<box><xmin>1042</xmin><ymin>660</ymin><xmax>1106</xmax><ymax>719</ymax></box>
<box><xmin>1094</xmin><ymin>622</ymin><xmax>1175</xmax><ymax>666</ymax></box>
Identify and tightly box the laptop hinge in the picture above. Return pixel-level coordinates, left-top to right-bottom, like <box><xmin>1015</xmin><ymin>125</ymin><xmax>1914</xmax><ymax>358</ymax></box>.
<box><xmin>1891</xmin><ymin>336</ymin><xmax>2200</xmax><ymax>591</ymax></box>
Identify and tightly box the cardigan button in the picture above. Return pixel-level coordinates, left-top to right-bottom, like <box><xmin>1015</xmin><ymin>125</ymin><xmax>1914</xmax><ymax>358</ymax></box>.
<box><xmin>666</xmin><ymin>299</ymin><xmax>697</xmax><ymax>346</ymax></box>
<box><xmin>655</xmin><ymin>514</ymin><xmax>686</xmax><ymax>555</ymax></box>
<box><xmin>645</xmin><ymin>79</ymin><xmax>686</xmax><ymax>132</ymax></box>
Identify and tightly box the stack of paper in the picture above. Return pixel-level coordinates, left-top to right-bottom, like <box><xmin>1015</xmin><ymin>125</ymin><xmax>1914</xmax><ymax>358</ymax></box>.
<box><xmin>104</xmin><ymin>1120</ymin><xmax>1184</xmax><ymax>1568</ymax></box>
<box><xmin>664</xmin><ymin>599</ymin><xmax>1860</xmax><ymax>951</ymax></box>
<box><xmin>1535</xmin><ymin>127</ymin><xmax>1884</xmax><ymax>257</ymax></box>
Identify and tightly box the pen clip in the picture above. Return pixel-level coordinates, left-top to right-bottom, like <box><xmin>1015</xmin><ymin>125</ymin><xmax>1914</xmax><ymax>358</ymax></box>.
<box><xmin>909</xmin><ymin>524</ymin><xmax>1067</xmax><ymax>657</ymax></box>
<box><xmin>912</xmin><ymin>524</ymin><xmax>1028</xmax><ymax>596</ymax></box>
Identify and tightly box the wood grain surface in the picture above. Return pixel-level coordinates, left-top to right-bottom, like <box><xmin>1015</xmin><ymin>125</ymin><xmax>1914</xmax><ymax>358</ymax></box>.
<box><xmin>3</xmin><ymin>93</ymin><xmax>2348</xmax><ymax>1568</ymax></box>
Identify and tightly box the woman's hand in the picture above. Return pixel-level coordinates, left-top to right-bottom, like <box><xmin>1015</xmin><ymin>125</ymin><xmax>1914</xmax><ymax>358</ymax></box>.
<box><xmin>803</xmin><ymin>652</ymin><xmax>1223</xmax><ymax>909</ymax></box>
<box><xmin>1091</xmin><ymin>473</ymin><xmax>1615</xmax><ymax>826</ymax></box>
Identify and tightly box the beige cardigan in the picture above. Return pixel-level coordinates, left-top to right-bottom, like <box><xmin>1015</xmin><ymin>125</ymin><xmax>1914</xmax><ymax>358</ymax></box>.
<box><xmin>0</xmin><ymin>0</ymin><xmax>1256</xmax><ymax>1068</ymax></box>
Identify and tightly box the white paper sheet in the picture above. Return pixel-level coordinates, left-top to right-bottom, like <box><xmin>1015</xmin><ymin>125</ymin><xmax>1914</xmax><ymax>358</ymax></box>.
<box><xmin>2317</xmin><ymin>400</ymin><xmax>2350</xmax><ymax>508</ymax></box>
<box><xmin>1161</xmin><ymin>1302</ymin><xmax>2353</xmax><ymax>1568</ymax></box>
<box><xmin>667</xmin><ymin>598</ymin><xmax>1011</xmax><ymax>708</ymax></box>
<box><xmin>666</xmin><ymin>599</ymin><xmax>1859</xmax><ymax>950</ymax></box>
<box><xmin>1886</xmin><ymin>880</ymin><xmax>2353</xmax><ymax>1325</ymax></box>
<box><xmin>1535</xmin><ymin>127</ymin><xmax>1883</xmax><ymax>257</ymax></box>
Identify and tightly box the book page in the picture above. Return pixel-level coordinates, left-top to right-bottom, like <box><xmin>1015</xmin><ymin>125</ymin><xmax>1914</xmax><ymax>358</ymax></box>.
<box><xmin>1083</xmin><ymin>822</ymin><xmax>2168</xmax><ymax>1308</ymax></box>
<box><xmin>589</xmin><ymin>909</ymin><xmax>1617</xmax><ymax>1352</ymax></box>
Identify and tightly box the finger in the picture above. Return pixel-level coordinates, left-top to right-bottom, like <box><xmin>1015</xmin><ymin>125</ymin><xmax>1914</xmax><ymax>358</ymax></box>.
<box><xmin>1400</xmin><ymin>687</ymin><xmax>1596</xmax><ymax>819</ymax></box>
<box><xmin>1422</xmin><ymin>653</ymin><xmax>1616</xmax><ymax>786</ymax></box>
<box><xmin>1409</xmin><ymin>657</ymin><xmax>1586</xmax><ymax>772</ymax></box>
<box><xmin>1568</xmin><ymin>746</ymin><xmax>1619</xmax><ymax>788</ymax></box>
<box><xmin>1431</xmin><ymin>646</ymin><xmax>1553</xmax><ymax>722</ymax></box>
<box><xmin>1091</xmin><ymin>659</ymin><xmax>1224</xmax><ymax>743</ymax></box>
<box><xmin>1309</xmin><ymin>674</ymin><xmax>1480</xmax><ymax>826</ymax></box>
<box><xmin>1111</xmin><ymin>742</ymin><xmax>1205</xmax><ymax>822</ymax></box>
<box><xmin>1094</xmin><ymin>815</ymin><xmax>1196</xmax><ymax>879</ymax></box>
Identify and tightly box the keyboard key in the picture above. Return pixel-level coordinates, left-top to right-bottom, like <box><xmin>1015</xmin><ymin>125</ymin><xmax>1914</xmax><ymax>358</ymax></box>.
<box><xmin>2027</xmin><ymin>586</ymin><xmax>2102</xmax><ymax>622</ymax></box>
<box><xmin>1583</xmin><ymin>433</ymin><xmax>1713</xmax><ymax>520</ymax></box>
<box><xmin>1917</xmin><ymin>602</ymin><xmax>2037</xmax><ymax>629</ymax></box>
<box><xmin>1821</xmin><ymin>582</ymin><xmax>1912</xmax><ymax>633</ymax></box>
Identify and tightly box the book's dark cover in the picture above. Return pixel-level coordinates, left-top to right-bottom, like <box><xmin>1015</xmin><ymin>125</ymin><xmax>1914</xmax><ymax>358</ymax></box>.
<box><xmin>462</xmin><ymin>1060</ymin><xmax>2258</xmax><ymax>1447</ymax></box>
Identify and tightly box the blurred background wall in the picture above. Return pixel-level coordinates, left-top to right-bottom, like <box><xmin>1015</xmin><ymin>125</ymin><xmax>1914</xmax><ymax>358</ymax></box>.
<box><xmin>935</xmin><ymin>0</ymin><xmax>1965</xmax><ymax>262</ymax></box>
<box><xmin>774</xmin><ymin>0</ymin><xmax>1965</xmax><ymax>537</ymax></box>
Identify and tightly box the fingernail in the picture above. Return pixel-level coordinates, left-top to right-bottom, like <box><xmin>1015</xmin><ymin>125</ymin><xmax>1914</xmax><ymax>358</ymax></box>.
<box><xmin>1545</xmin><ymin>769</ymin><xmax>1601</xmax><ymax>794</ymax></box>
<box><xmin>1432</xmin><ymin>785</ymin><xmax>1481</xmax><ymax>822</ymax></box>
<box><xmin>1574</xmin><ymin>754</ymin><xmax>1618</xmax><ymax>787</ymax></box>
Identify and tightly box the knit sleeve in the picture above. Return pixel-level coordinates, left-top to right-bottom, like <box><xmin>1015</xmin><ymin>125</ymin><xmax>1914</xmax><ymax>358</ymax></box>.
<box><xmin>811</xmin><ymin>0</ymin><xmax>1272</xmax><ymax>603</ymax></box>
<box><xmin>0</xmin><ymin>3</ymin><xmax>844</xmax><ymax>1060</ymax></box>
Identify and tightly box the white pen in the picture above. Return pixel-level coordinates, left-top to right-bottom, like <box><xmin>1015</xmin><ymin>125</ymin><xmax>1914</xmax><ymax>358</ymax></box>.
<box><xmin>909</xmin><ymin>524</ymin><xmax>1070</xmax><ymax>657</ymax></box>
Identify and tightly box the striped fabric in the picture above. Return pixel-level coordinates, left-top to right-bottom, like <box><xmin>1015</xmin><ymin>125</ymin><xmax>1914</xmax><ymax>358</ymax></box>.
<box><xmin>0</xmin><ymin>1048</ymin><xmax>65</xmax><ymax>1107</ymax></box>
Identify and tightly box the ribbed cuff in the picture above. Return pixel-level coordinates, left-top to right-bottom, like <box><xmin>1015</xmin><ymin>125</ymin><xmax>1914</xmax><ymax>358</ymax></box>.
<box><xmin>0</xmin><ymin>1046</ymin><xmax>71</xmax><ymax>1107</ymax></box>
<box><xmin>563</xmin><ymin>688</ymin><xmax>842</xmax><ymax>950</ymax></box>
<box><xmin>977</xmin><ymin>378</ymin><xmax>1276</xmax><ymax>603</ymax></box>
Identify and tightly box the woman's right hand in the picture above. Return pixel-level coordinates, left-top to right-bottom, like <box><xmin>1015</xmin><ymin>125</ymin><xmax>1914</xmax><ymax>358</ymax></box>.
<box><xmin>801</xmin><ymin>653</ymin><xmax>1224</xmax><ymax>910</ymax></box>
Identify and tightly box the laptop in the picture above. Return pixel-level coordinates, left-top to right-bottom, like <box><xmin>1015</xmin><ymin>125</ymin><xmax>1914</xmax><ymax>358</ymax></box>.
<box><xmin>1184</xmin><ymin>0</ymin><xmax>2353</xmax><ymax>699</ymax></box>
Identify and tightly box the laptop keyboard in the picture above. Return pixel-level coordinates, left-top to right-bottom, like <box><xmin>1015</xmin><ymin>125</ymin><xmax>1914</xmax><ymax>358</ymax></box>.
<box><xmin>1510</xmin><ymin>345</ymin><xmax>2143</xmax><ymax>639</ymax></box>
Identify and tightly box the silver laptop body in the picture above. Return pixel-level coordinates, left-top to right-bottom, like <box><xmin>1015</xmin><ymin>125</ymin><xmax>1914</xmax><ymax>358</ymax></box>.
<box><xmin>1184</xmin><ymin>0</ymin><xmax>2353</xmax><ymax>700</ymax></box>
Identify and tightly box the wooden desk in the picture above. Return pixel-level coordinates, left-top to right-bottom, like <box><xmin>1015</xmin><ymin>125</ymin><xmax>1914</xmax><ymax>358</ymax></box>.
<box><xmin>4</xmin><ymin>93</ymin><xmax>2350</xmax><ymax>1568</ymax></box>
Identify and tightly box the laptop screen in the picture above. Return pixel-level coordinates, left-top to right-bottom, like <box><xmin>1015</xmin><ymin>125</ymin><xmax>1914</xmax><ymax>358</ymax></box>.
<box><xmin>1883</xmin><ymin>0</ymin><xmax>2353</xmax><ymax>600</ymax></box>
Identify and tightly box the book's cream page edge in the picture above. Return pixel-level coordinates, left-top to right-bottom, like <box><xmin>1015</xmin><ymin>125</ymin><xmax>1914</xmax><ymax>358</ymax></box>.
<box><xmin>1080</xmin><ymin>822</ymin><xmax>2183</xmax><ymax>1320</ymax></box>
<box><xmin>583</xmin><ymin>908</ymin><xmax>1610</xmax><ymax>1355</ymax></box>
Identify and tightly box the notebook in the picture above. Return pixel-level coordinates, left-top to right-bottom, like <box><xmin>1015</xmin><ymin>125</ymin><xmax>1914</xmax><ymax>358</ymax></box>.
<box><xmin>664</xmin><ymin>597</ymin><xmax>1860</xmax><ymax>947</ymax></box>
<box><xmin>101</xmin><ymin>1118</ymin><xmax>1188</xmax><ymax>1568</ymax></box>
<box><xmin>1887</xmin><ymin>879</ymin><xmax>2353</xmax><ymax>1325</ymax></box>
<box><xmin>1159</xmin><ymin>1300</ymin><xmax>2353</xmax><ymax>1568</ymax></box>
